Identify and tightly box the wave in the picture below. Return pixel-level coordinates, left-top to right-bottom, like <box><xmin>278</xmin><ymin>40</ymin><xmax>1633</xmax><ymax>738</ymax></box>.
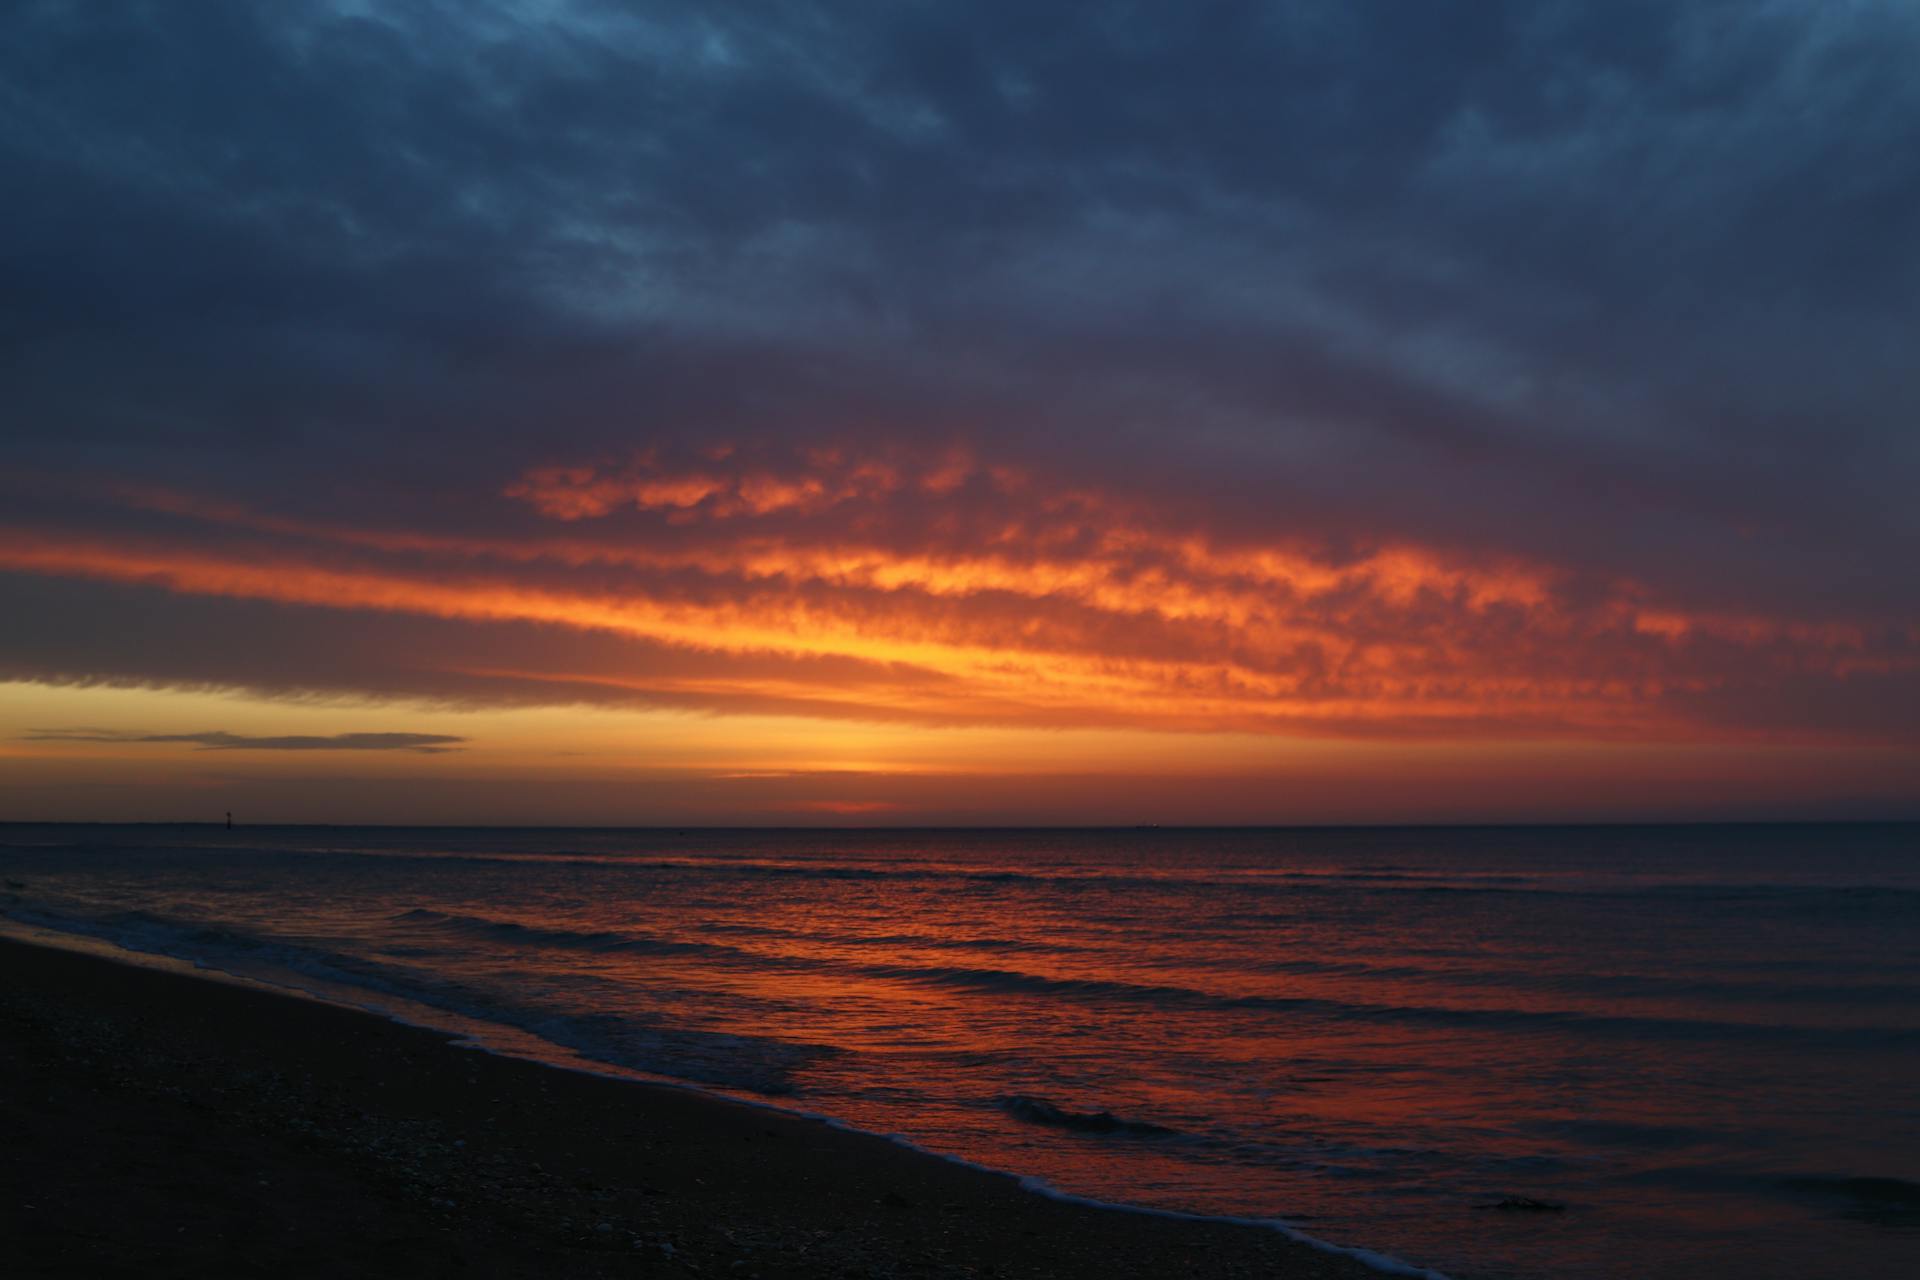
<box><xmin>16</xmin><ymin>837</ymin><xmax>1920</xmax><ymax>914</ymax></box>
<box><xmin>321</xmin><ymin>853</ymin><xmax>1557</xmax><ymax>898</ymax></box>
<box><xmin>698</xmin><ymin>919</ymin><xmax>1088</xmax><ymax>955</ymax></box>
<box><xmin>695</xmin><ymin>920</ymin><xmax>1920</xmax><ymax>1004</ymax></box>
<box><xmin>393</xmin><ymin>905</ymin><xmax>1873</xmax><ymax>1043</ymax></box>
<box><xmin>1224</xmin><ymin>955</ymin><xmax>1920</xmax><ymax>1006</ymax></box>
<box><xmin>844</xmin><ymin>961</ymin><xmax>1920</xmax><ymax>1047</ymax></box>
<box><xmin>16</xmin><ymin>890</ymin><xmax>1913</xmax><ymax>1053</ymax></box>
<box><xmin>14</xmin><ymin>835</ymin><xmax>1920</xmax><ymax>925</ymax></box>
<box><xmin>0</xmin><ymin>903</ymin><xmax>829</xmax><ymax>1094</ymax></box>
<box><xmin>390</xmin><ymin>908</ymin><xmax>1089</xmax><ymax>969</ymax></box>
<box><xmin>390</xmin><ymin>908</ymin><xmax>752</xmax><ymax>961</ymax></box>
<box><xmin>287</xmin><ymin>907</ymin><xmax>1920</xmax><ymax>1049</ymax></box>
<box><xmin>1001</xmin><ymin>1094</ymin><xmax>1179</xmax><ymax>1137</ymax></box>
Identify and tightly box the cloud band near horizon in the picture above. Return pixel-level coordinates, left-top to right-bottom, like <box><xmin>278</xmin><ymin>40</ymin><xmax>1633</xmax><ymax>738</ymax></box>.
<box><xmin>1</xmin><ymin>442</ymin><xmax>1911</xmax><ymax>747</ymax></box>
<box><xmin>24</xmin><ymin>729</ymin><xmax>466</xmax><ymax>753</ymax></box>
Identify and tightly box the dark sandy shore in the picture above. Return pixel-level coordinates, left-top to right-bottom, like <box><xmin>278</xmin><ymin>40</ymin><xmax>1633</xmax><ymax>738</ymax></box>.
<box><xmin>0</xmin><ymin>936</ymin><xmax>1389</xmax><ymax>1279</ymax></box>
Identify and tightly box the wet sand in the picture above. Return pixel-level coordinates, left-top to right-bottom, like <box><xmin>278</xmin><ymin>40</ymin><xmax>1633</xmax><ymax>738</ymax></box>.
<box><xmin>0</xmin><ymin>936</ymin><xmax>1389</xmax><ymax>1279</ymax></box>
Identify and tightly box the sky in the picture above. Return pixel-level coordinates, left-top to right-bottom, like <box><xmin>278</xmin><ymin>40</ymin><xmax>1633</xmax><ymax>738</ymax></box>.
<box><xmin>2</xmin><ymin>0</ymin><xmax>1916</xmax><ymax>825</ymax></box>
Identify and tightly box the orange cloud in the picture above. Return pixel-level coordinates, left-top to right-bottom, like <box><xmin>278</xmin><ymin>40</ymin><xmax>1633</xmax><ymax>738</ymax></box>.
<box><xmin>3</xmin><ymin>444</ymin><xmax>1914</xmax><ymax>745</ymax></box>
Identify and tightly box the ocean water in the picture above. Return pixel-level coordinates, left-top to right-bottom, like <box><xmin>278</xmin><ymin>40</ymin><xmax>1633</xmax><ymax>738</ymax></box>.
<box><xmin>2</xmin><ymin>823</ymin><xmax>1916</xmax><ymax>1279</ymax></box>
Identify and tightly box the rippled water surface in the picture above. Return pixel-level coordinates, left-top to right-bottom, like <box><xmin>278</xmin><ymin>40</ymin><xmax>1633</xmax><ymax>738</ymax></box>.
<box><xmin>3</xmin><ymin>823</ymin><xmax>1917</xmax><ymax>1279</ymax></box>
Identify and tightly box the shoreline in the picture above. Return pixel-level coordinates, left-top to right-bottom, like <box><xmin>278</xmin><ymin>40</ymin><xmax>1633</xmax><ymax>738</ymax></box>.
<box><xmin>0</xmin><ymin>932</ymin><xmax>1404</xmax><ymax>1278</ymax></box>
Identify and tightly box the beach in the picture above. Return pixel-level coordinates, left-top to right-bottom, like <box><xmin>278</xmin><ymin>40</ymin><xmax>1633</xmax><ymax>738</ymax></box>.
<box><xmin>0</xmin><ymin>935</ymin><xmax>1386</xmax><ymax>1279</ymax></box>
<box><xmin>6</xmin><ymin>824</ymin><xmax>1919</xmax><ymax>1278</ymax></box>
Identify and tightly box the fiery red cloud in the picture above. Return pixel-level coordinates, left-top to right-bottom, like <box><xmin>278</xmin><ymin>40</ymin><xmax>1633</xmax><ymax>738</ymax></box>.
<box><xmin>0</xmin><ymin>442</ymin><xmax>1913</xmax><ymax>746</ymax></box>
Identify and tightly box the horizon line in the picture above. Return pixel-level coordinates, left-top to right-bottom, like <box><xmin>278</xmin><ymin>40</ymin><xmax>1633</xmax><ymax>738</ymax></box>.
<box><xmin>3</xmin><ymin>817</ymin><xmax>1915</xmax><ymax>832</ymax></box>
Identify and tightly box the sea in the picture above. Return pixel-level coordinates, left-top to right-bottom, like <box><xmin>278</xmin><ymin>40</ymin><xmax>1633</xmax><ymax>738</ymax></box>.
<box><xmin>2</xmin><ymin>823</ymin><xmax>1916</xmax><ymax>1279</ymax></box>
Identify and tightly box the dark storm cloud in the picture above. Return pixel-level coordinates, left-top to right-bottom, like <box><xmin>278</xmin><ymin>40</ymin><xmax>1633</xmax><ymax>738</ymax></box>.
<box><xmin>24</xmin><ymin>728</ymin><xmax>465</xmax><ymax>753</ymax></box>
<box><xmin>1</xmin><ymin>1</ymin><xmax>1915</xmax><ymax>711</ymax></box>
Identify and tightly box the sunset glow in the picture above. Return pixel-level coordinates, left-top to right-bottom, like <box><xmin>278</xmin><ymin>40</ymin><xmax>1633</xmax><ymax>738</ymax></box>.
<box><xmin>2</xmin><ymin>1</ymin><xmax>1915</xmax><ymax>824</ymax></box>
<box><xmin>4</xmin><ymin>431</ymin><xmax>1916</xmax><ymax>822</ymax></box>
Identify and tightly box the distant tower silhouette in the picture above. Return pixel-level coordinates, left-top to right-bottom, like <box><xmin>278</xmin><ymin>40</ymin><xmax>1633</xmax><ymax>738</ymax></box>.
<box><xmin>226</xmin><ymin>811</ymin><xmax>232</xmax><ymax>831</ymax></box>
